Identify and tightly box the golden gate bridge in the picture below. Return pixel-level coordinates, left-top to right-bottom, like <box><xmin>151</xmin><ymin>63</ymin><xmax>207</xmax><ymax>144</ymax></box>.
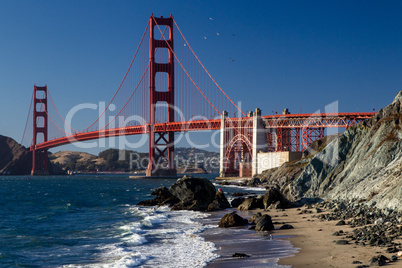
<box><xmin>22</xmin><ymin>14</ymin><xmax>375</xmax><ymax>176</ymax></box>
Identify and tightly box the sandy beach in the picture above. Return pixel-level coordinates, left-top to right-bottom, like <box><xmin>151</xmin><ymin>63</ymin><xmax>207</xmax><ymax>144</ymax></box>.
<box><xmin>202</xmin><ymin>203</ymin><xmax>402</xmax><ymax>267</ymax></box>
<box><xmin>265</xmin><ymin>207</ymin><xmax>402</xmax><ymax>268</ymax></box>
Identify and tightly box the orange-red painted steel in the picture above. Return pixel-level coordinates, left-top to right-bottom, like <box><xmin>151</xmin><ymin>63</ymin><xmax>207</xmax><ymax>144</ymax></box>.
<box><xmin>147</xmin><ymin>14</ymin><xmax>176</xmax><ymax>175</ymax></box>
<box><xmin>34</xmin><ymin>113</ymin><xmax>375</xmax><ymax>151</ymax></box>
<box><xmin>31</xmin><ymin>85</ymin><xmax>49</xmax><ymax>175</ymax></box>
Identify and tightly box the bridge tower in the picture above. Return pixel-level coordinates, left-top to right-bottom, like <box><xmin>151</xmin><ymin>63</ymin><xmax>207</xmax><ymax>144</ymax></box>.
<box><xmin>31</xmin><ymin>85</ymin><xmax>49</xmax><ymax>175</ymax></box>
<box><xmin>146</xmin><ymin>14</ymin><xmax>177</xmax><ymax>176</ymax></box>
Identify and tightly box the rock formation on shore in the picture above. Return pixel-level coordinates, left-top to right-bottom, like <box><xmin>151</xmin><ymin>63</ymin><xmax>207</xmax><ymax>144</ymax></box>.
<box><xmin>252</xmin><ymin>91</ymin><xmax>402</xmax><ymax>210</ymax></box>
<box><xmin>138</xmin><ymin>176</ymin><xmax>230</xmax><ymax>211</ymax></box>
<box><xmin>290</xmin><ymin>91</ymin><xmax>402</xmax><ymax>209</ymax></box>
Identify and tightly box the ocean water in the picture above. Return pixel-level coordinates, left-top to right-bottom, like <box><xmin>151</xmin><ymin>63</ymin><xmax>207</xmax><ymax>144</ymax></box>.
<box><xmin>0</xmin><ymin>174</ymin><xmax>295</xmax><ymax>267</ymax></box>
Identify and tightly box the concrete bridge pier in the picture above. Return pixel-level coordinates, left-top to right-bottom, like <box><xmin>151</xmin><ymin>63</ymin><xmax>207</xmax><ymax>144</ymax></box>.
<box><xmin>252</xmin><ymin>108</ymin><xmax>268</xmax><ymax>177</ymax></box>
<box><xmin>219</xmin><ymin>111</ymin><xmax>227</xmax><ymax>177</ymax></box>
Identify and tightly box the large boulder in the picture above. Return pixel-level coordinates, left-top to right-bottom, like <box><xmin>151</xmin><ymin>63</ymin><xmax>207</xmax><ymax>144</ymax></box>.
<box><xmin>251</xmin><ymin>213</ymin><xmax>274</xmax><ymax>231</ymax></box>
<box><xmin>238</xmin><ymin>196</ymin><xmax>264</xmax><ymax>210</ymax></box>
<box><xmin>169</xmin><ymin>176</ymin><xmax>216</xmax><ymax>211</ymax></box>
<box><xmin>263</xmin><ymin>188</ymin><xmax>292</xmax><ymax>209</ymax></box>
<box><xmin>207</xmin><ymin>189</ymin><xmax>231</xmax><ymax>211</ymax></box>
<box><xmin>218</xmin><ymin>211</ymin><xmax>248</xmax><ymax>227</ymax></box>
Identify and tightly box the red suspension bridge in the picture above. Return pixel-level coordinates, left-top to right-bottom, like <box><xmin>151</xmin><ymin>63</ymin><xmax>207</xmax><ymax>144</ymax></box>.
<box><xmin>23</xmin><ymin>14</ymin><xmax>375</xmax><ymax>176</ymax></box>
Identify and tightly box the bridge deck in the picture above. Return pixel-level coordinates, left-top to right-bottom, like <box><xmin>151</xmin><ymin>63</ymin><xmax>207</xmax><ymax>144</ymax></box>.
<box><xmin>32</xmin><ymin>112</ymin><xmax>375</xmax><ymax>150</ymax></box>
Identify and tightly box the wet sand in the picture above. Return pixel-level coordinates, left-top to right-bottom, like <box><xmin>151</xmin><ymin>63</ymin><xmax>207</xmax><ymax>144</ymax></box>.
<box><xmin>202</xmin><ymin>209</ymin><xmax>296</xmax><ymax>267</ymax></box>
<box><xmin>203</xmin><ymin>207</ymin><xmax>401</xmax><ymax>267</ymax></box>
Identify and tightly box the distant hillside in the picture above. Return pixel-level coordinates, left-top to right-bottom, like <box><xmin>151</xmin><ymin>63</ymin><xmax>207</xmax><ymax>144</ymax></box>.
<box><xmin>49</xmin><ymin>151</ymin><xmax>105</xmax><ymax>172</ymax></box>
<box><xmin>0</xmin><ymin>134</ymin><xmax>219</xmax><ymax>175</ymax></box>
<box><xmin>0</xmin><ymin>135</ymin><xmax>32</xmax><ymax>175</ymax></box>
<box><xmin>0</xmin><ymin>135</ymin><xmax>64</xmax><ymax>175</ymax></box>
<box><xmin>49</xmin><ymin>147</ymin><xmax>219</xmax><ymax>173</ymax></box>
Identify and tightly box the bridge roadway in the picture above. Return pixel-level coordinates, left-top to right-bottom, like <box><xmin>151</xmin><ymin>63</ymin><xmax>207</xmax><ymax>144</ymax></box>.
<box><xmin>33</xmin><ymin>112</ymin><xmax>375</xmax><ymax>151</ymax></box>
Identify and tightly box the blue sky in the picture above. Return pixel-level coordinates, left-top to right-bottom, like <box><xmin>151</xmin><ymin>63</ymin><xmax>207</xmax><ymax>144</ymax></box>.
<box><xmin>1</xmin><ymin>1</ymin><xmax>401</xmax><ymax>154</ymax></box>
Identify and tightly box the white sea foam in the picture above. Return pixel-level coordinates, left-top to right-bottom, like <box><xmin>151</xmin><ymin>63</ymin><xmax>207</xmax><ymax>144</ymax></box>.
<box><xmin>142</xmin><ymin>213</ymin><xmax>168</xmax><ymax>227</ymax></box>
<box><xmin>121</xmin><ymin>233</ymin><xmax>147</xmax><ymax>246</ymax></box>
<box><xmin>89</xmin><ymin>206</ymin><xmax>218</xmax><ymax>267</ymax></box>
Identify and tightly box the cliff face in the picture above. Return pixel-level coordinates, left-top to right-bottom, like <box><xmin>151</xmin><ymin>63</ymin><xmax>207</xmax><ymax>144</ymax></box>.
<box><xmin>255</xmin><ymin>135</ymin><xmax>338</xmax><ymax>199</ymax></box>
<box><xmin>0</xmin><ymin>135</ymin><xmax>32</xmax><ymax>175</ymax></box>
<box><xmin>0</xmin><ymin>135</ymin><xmax>64</xmax><ymax>175</ymax></box>
<box><xmin>288</xmin><ymin>92</ymin><xmax>402</xmax><ymax>209</ymax></box>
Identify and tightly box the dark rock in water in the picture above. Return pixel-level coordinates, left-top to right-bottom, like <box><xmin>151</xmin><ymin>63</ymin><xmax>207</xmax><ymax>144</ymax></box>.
<box><xmin>336</xmin><ymin>220</ymin><xmax>346</xmax><ymax>226</ymax></box>
<box><xmin>238</xmin><ymin>196</ymin><xmax>264</xmax><ymax>210</ymax></box>
<box><xmin>250</xmin><ymin>213</ymin><xmax>274</xmax><ymax>231</ymax></box>
<box><xmin>231</xmin><ymin>197</ymin><xmax>245</xmax><ymax>208</ymax></box>
<box><xmin>279</xmin><ymin>224</ymin><xmax>294</xmax><ymax>230</ymax></box>
<box><xmin>151</xmin><ymin>186</ymin><xmax>171</xmax><ymax>197</ymax></box>
<box><xmin>137</xmin><ymin>198</ymin><xmax>160</xmax><ymax>207</ymax></box>
<box><xmin>137</xmin><ymin>186</ymin><xmax>180</xmax><ymax>207</ymax></box>
<box><xmin>138</xmin><ymin>176</ymin><xmax>217</xmax><ymax>210</ymax></box>
<box><xmin>232</xmin><ymin>253</ymin><xmax>250</xmax><ymax>258</ymax></box>
<box><xmin>369</xmin><ymin>255</ymin><xmax>388</xmax><ymax>266</ymax></box>
<box><xmin>170</xmin><ymin>176</ymin><xmax>216</xmax><ymax>211</ymax></box>
<box><xmin>263</xmin><ymin>188</ymin><xmax>291</xmax><ymax>209</ymax></box>
<box><xmin>218</xmin><ymin>212</ymin><xmax>248</xmax><ymax>228</ymax></box>
<box><xmin>207</xmin><ymin>190</ymin><xmax>231</xmax><ymax>211</ymax></box>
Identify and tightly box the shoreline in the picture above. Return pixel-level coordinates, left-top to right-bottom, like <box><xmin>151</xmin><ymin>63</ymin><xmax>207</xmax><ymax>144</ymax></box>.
<box><xmin>269</xmin><ymin>207</ymin><xmax>401</xmax><ymax>267</ymax></box>
<box><xmin>200</xmin><ymin>208</ymin><xmax>296</xmax><ymax>267</ymax></box>
<box><xmin>201</xmin><ymin>206</ymin><xmax>401</xmax><ymax>268</ymax></box>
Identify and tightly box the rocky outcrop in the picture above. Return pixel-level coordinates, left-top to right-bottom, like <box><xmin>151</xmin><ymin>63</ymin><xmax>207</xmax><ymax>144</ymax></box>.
<box><xmin>138</xmin><ymin>176</ymin><xmax>224</xmax><ymax>211</ymax></box>
<box><xmin>0</xmin><ymin>135</ymin><xmax>32</xmax><ymax>175</ymax></box>
<box><xmin>248</xmin><ymin>92</ymin><xmax>402</xmax><ymax>210</ymax></box>
<box><xmin>288</xmin><ymin>92</ymin><xmax>402</xmax><ymax>209</ymax></box>
<box><xmin>137</xmin><ymin>186</ymin><xmax>180</xmax><ymax>207</ymax></box>
<box><xmin>218</xmin><ymin>211</ymin><xmax>248</xmax><ymax>227</ymax></box>
<box><xmin>0</xmin><ymin>135</ymin><xmax>64</xmax><ymax>175</ymax></box>
<box><xmin>236</xmin><ymin>188</ymin><xmax>291</xmax><ymax>210</ymax></box>
<box><xmin>263</xmin><ymin>188</ymin><xmax>292</xmax><ymax>209</ymax></box>
<box><xmin>170</xmin><ymin>176</ymin><xmax>216</xmax><ymax>211</ymax></box>
<box><xmin>251</xmin><ymin>136</ymin><xmax>338</xmax><ymax>200</ymax></box>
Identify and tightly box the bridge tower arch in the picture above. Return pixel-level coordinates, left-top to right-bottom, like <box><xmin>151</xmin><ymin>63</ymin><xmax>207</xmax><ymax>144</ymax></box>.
<box><xmin>147</xmin><ymin>14</ymin><xmax>177</xmax><ymax>176</ymax></box>
<box><xmin>31</xmin><ymin>85</ymin><xmax>49</xmax><ymax>175</ymax></box>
